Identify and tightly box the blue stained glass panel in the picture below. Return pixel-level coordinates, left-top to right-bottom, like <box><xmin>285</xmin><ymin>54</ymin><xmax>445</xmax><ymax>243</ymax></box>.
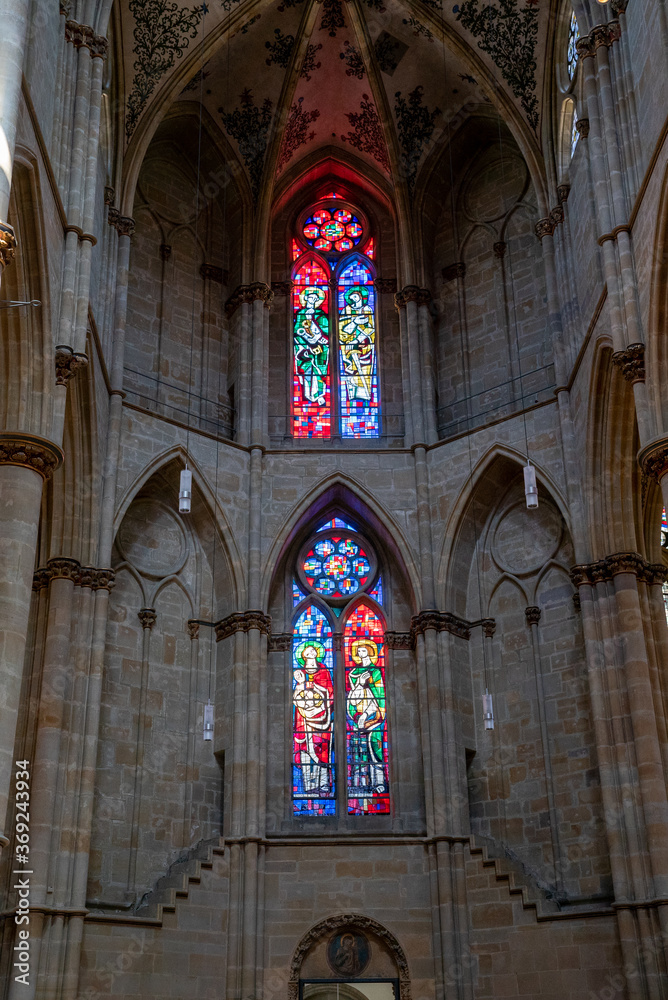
<box><xmin>338</xmin><ymin>261</ymin><xmax>380</xmax><ymax>438</ymax></box>
<box><xmin>369</xmin><ymin>576</ymin><xmax>383</xmax><ymax>605</ymax></box>
<box><xmin>292</xmin><ymin>580</ymin><xmax>307</xmax><ymax>607</ymax></box>
<box><xmin>316</xmin><ymin>517</ymin><xmax>357</xmax><ymax>532</ymax></box>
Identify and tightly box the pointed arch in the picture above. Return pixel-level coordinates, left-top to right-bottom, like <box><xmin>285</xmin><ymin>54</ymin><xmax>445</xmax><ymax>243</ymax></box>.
<box><xmin>151</xmin><ymin>573</ymin><xmax>196</xmax><ymax>615</ymax></box>
<box><xmin>262</xmin><ymin>473</ymin><xmax>421</xmax><ymax>612</ymax></box>
<box><xmin>113</xmin><ymin>445</ymin><xmax>245</xmax><ymax>608</ymax></box>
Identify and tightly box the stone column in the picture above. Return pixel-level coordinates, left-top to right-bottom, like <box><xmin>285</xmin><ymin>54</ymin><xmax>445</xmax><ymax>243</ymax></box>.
<box><xmin>0</xmin><ymin>435</ymin><xmax>63</xmax><ymax>847</ymax></box>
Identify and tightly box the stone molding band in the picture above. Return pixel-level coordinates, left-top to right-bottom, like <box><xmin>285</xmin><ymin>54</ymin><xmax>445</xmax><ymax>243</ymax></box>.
<box><xmin>638</xmin><ymin>437</ymin><xmax>668</xmax><ymax>483</ymax></box>
<box><xmin>611</xmin><ymin>343</ymin><xmax>645</xmax><ymax>384</ymax></box>
<box><xmin>570</xmin><ymin>552</ymin><xmax>668</xmax><ymax>587</ymax></box>
<box><xmin>55</xmin><ymin>345</ymin><xmax>89</xmax><ymax>386</ymax></box>
<box><xmin>64</xmin><ymin>225</ymin><xmax>97</xmax><ymax>247</ymax></box>
<box><xmin>215</xmin><ymin>610</ymin><xmax>272</xmax><ymax>641</ymax></box>
<box><xmin>0</xmin><ymin>433</ymin><xmax>64</xmax><ymax>480</ymax></box>
<box><xmin>598</xmin><ymin>224</ymin><xmax>631</xmax><ymax>247</ymax></box>
<box><xmin>0</xmin><ymin>222</ymin><xmax>17</xmax><ymax>270</ymax></box>
<box><xmin>64</xmin><ymin>19</ymin><xmax>108</xmax><ymax>57</ymax></box>
<box><xmin>225</xmin><ymin>282</ymin><xmax>274</xmax><ymax>318</ymax></box>
<box><xmin>394</xmin><ymin>285</ymin><xmax>431</xmax><ymax>309</ymax></box>
<box><xmin>33</xmin><ymin>559</ymin><xmax>116</xmax><ymax>592</ymax></box>
<box><xmin>411</xmin><ymin>610</ymin><xmax>495</xmax><ymax>642</ymax></box>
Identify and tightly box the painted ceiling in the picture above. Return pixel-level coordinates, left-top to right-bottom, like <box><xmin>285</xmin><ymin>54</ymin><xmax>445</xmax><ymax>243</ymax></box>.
<box><xmin>118</xmin><ymin>0</ymin><xmax>551</xmax><ymax>199</ymax></box>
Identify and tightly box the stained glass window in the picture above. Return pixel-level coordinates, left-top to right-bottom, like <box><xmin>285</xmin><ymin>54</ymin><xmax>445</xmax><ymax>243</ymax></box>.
<box><xmin>292</xmin><ymin>238</ymin><xmax>302</xmax><ymax>261</ymax></box>
<box><xmin>369</xmin><ymin>576</ymin><xmax>383</xmax><ymax>605</ymax></box>
<box><xmin>661</xmin><ymin>509</ymin><xmax>668</xmax><ymax>624</ymax></box>
<box><xmin>316</xmin><ymin>517</ymin><xmax>357</xmax><ymax>532</ymax></box>
<box><xmin>302</xmin><ymin>535</ymin><xmax>371</xmax><ymax>599</ymax></box>
<box><xmin>338</xmin><ymin>260</ymin><xmax>379</xmax><ymax>438</ymax></box>
<box><xmin>365</xmin><ymin>237</ymin><xmax>376</xmax><ymax>260</ymax></box>
<box><xmin>567</xmin><ymin>11</ymin><xmax>579</xmax><ymax>82</ymax></box>
<box><xmin>292</xmin><ymin>605</ymin><xmax>336</xmax><ymax>815</ymax></box>
<box><xmin>292</xmin><ymin>259</ymin><xmax>331</xmax><ymax>439</ymax></box>
<box><xmin>293</xmin><ymin>580</ymin><xmax>307</xmax><ymax>606</ymax></box>
<box><xmin>303</xmin><ymin>207</ymin><xmax>365</xmax><ymax>253</ymax></box>
<box><xmin>571</xmin><ymin>107</ymin><xmax>579</xmax><ymax>158</ymax></box>
<box><xmin>344</xmin><ymin>603</ymin><xmax>390</xmax><ymax>815</ymax></box>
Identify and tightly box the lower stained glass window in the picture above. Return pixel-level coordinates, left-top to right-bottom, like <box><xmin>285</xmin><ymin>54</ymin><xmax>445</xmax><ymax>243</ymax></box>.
<box><xmin>292</xmin><ymin>605</ymin><xmax>335</xmax><ymax>815</ymax></box>
<box><xmin>338</xmin><ymin>260</ymin><xmax>380</xmax><ymax>438</ymax></box>
<box><xmin>344</xmin><ymin>603</ymin><xmax>390</xmax><ymax>815</ymax></box>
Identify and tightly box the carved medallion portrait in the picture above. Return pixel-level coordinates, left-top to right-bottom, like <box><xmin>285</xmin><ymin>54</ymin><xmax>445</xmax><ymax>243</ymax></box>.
<box><xmin>327</xmin><ymin>931</ymin><xmax>371</xmax><ymax>977</ymax></box>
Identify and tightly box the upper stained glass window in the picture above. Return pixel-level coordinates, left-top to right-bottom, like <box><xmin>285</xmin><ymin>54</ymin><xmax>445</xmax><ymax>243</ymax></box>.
<box><xmin>316</xmin><ymin>517</ymin><xmax>357</xmax><ymax>532</ymax></box>
<box><xmin>567</xmin><ymin>11</ymin><xmax>579</xmax><ymax>81</ymax></box>
<box><xmin>571</xmin><ymin>106</ymin><xmax>580</xmax><ymax>158</ymax></box>
<box><xmin>291</xmin><ymin>527</ymin><xmax>389</xmax><ymax>817</ymax></box>
<box><xmin>291</xmin><ymin>200</ymin><xmax>380</xmax><ymax>440</ymax></box>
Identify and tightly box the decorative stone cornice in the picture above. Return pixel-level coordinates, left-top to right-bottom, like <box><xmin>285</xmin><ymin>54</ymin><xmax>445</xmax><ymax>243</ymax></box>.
<box><xmin>138</xmin><ymin>608</ymin><xmax>157</xmax><ymax>630</ymax></box>
<box><xmin>394</xmin><ymin>286</ymin><xmax>431</xmax><ymax>309</ymax></box>
<box><xmin>638</xmin><ymin>437</ymin><xmax>668</xmax><ymax>483</ymax></box>
<box><xmin>33</xmin><ymin>561</ymin><xmax>116</xmax><ymax>591</ymax></box>
<box><xmin>384</xmin><ymin>630</ymin><xmax>414</xmax><ymax>650</ymax></box>
<box><xmin>492</xmin><ymin>241</ymin><xmax>506</xmax><ymax>259</ymax></box>
<box><xmin>159</xmin><ymin>244</ymin><xmax>172</xmax><ymax>261</ymax></box>
<box><xmin>215</xmin><ymin>610</ymin><xmax>272</xmax><ymax>641</ymax></box>
<box><xmin>268</xmin><ymin>632</ymin><xmax>292</xmax><ymax>651</ymax></box>
<box><xmin>202</xmin><ymin>263</ymin><xmax>226</xmax><ymax>283</ymax></box>
<box><xmin>557</xmin><ymin>183</ymin><xmax>570</xmax><ymax>204</ymax></box>
<box><xmin>374</xmin><ymin>278</ymin><xmax>397</xmax><ymax>294</ymax></box>
<box><xmin>525</xmin><ymin>606</ymin><xmax>541</xmax><ymax>625</ymax></box>
<box><xmin>535</xmin><ymin>218</ymin><xmax>554</xmax><ymax>240</ymax></box>
<box><xmin>411</xmin><ymin>610</ymin><xmax>472</xmax><ymax>641</ymax></box>
<box><xmin>612</xmin><ymin>343</ymin><xmax>645</xmax><ymax>384</ymax></box>
<box><xmin>571</xmin><ymin>552</ymin><xmax>668</xmax><ymax>587</ymax></box>
<box><xmin>0</xmin><ymin>433</ymin><xmax>64</xmax><ymax>481</ymax></box>
<box><xmin>271</xmin><ymin>280</ymin><xmax>292</xmax><ymax>295</ymax></box>
<box><xmin>55</xmin><ymin>345</ymin><xmax>89</xmax><ymax>386</ymax></box>
<box><xmin>225</xmin><ymin>282</ymin><xmax>273</xmax><ymax>318</ymax></box>
<box><xmin>0</xmin><ymin>222</ymin><xmax>17</xmax><ymax>270</ymax></box>
<box><xmin>64</xmin><ymin>20</ymin><xmax>108</xmax><ymax>57</ymax></box>
<box><xmin>442</xmin><ymin>262</ymin><xmax>465</xmax><ymax>282</ymax></box>
<box><xmin>550</xmin><ymin>205</ymin><xmax>565</xmax><ymax>228</ymax></box>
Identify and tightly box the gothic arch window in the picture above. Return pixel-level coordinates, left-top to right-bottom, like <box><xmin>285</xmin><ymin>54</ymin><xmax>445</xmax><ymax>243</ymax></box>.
<box><xmin>661</xmin><ymin>507</ymin><xmax>668</xmax><ymax>621</ymax></box>
<box><xmin>556</xmin><ymin>9</ymin><xmax>582</xmax><ymax>179</ymax></box>
<box><xmin>291</xmin><ymin>521</ymin><xmax>389</xmax><ymax>816</ymax></box>
<box><xmin>291</xmin><ymin>197</ymin><xmax>380</xmax><ymax>439</ymax></box>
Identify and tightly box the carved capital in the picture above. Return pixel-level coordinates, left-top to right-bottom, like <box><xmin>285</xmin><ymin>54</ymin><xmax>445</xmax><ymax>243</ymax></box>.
<box><xmin>138</xmin><ymin>608</ymin><xmax>157</xmax><ymax>630</ymax></box>
<box><xmin>92</xmin><ymin>568</ymin><xmax>116</xmax><ymax>591</ymax></box>
<box><xmin>612</xmin><ymin>343</ymin><xmax>645</xmax><ymax>384</ymax></box>
<box><xmin>201</xmin><ymin>263</ymin><xmax>226</xmax><ymax>283</ymax></box>
<box><xmin>442</xmin><ymin>262</ymin><xmax>465</xmax><ymax>282</ymax></box>
<box><xmin>535</xmin><ymin>218</ymin><xmax>554</xmax><ymax>240</ymax></box>
<box><xmin>590</xmin><ymin>22</ymin><xmax>621</xmax><ymax>50</ymax></box>
<box><xmin>550</xmin><ymin>205</ymin><xmax>565</xmax><ymax>228</ymax></box>
<box><xmin>374</xmin><ymin>278</ymin><xmax>397</xmax><ymax>294</ymax></box>
<box><xmin>215</xmin><ymin>610</ymin><xmax>271</xmax><ymax>641</ymax></box>
<box><xmin>570</xmin><ymin>552</ymin><xmax>668</xmax><ymax>587</ymax></box>
<box><xmin>557</xmin><ymin>183</ymin><xmax>571</xmax><ymax>204</ymax></box>
<box><xmin>65</xmin><ymin>19</ymin><xmax>108</xmax><ymax>56</ymax></box>
<box><xmin>575</xmin><ymin>36</ymin><xmax>595</xmax><ymax>60</ymax></box>
<box><xmin>575</xmin><ymin>118</ymin><xmax>590</xmax><ymax>139</ymax></box>
<box><xmin>481</xmin><ymin>618</ymin><xmax>496</xmax><ymax>638</ymax></box>
<box><xmin>638</xmin><ymin>437</ymin><xmax>668</xmax><ymax>484</ymax></box>
<box><xmin>32</xmin><ymin>567</ymin><xmax>52</xmax><ymax>591</ymax></box>
<box><xmin>333</xmin><ymin>633</ymin><xmax>343</xmax><ymax>652</ymax></box>
<box><xmin>47</xmin><ymin>557</ymin><xmax>80</xmax><ymax>582</ymax></box>
<box><xmin>492</xmin><ymin>241</ymin><xmax>506</xmax><ymax>259</ymax></box>
<box><xmin>104</xmin><ymin>186</ymin><xmax>115</xmax><ymax>206</ymax></box>
<box><xmin>411</xmin><ymin>610</ymin><xmax>472</xmax><ymax>641</ymax></box>
<box><xmin>159</xmin><ymin>244</ymin><xmax>172</xmax><ymax>261</ymax></box>
<box><xmin>271</xmin><ymin>280</ymin><xmax>292</xmax><ymax>295</ymax></box>
<box><xmin>225</xmin><ymin>282</ymin><xmax>273</xmax><ymax>318</ymax></box>
<box><xmin>394</xmin><ymin>285</ymin><xmax>429</xmax><ymax>309</ymax></box>
<box><xmin>55</xmin><ymin>345</ymin><xmax>89</xmax><ymax>386</ymax></box>
<box><xmin>611</xmin><ymin>0</ymin><xmax>628</xmax><ymax>14</ymax></box>
<box><xmin>0</xmin><ymin>222</ymin><xmax>17</xmax><ymax>270</ymax></box>
<box><xmin>384</xmin><ymin>630</ymin><xmax>414</xmax><ymax>650</ymax></box>
<box><xmin>187</xmin><ymin>619</ymin><xmax>200</xmax><ymax>640</ymax></box>
<box><xmin>0</xmin><ymin>433</ymin><xmax>64</xmax><ymax>481</ymax></box>
<box><xmin>525</xmin><ymin>605</ymin><xmax>541</xmax><ymax>626</ymax></box>
<box><xmin>268</xmin><ymin>631</ymin><xmax>292</xmax><ymax>651</ymax></box>
<box><xmin>116</xmin><ymin>216</ymin><xmax>135</xmax><ymax>238</ymax></box>
<box><xmin>107</xmin><ymin>206</ymin><xmax>119</xmax><ymax>229</ymax></box>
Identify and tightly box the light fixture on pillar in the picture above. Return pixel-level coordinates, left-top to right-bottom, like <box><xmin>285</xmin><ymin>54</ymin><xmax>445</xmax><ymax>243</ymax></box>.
<box><xmin>203</xmin><ymin>700</ymin><xmax>214</xmax><ymax>740</ymax></box>
<box><xmin>482</xmin><ymin>689</ymin><xmax>494</xmax><ymax>730</ymax></box>
<box><xmin>179</xmin><ymin>465</ymin><xmax>192</xmax><ymax>513</ymax></box>
<box><xmin>524</xmin><ymin>461</ymin><xmax>539</xmax><ymax>509</ymax></box>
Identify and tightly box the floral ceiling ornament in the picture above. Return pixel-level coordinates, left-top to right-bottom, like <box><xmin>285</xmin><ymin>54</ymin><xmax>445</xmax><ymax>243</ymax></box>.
<box><xmin>402</xmin><ymin>16</ymin><xmax>433</xmax><ymax>40</ymax></box>
<box><xmin>453</xmin><ymin>0</ymin><xmax>540</xmax><ymax>130</ymax></box>
<box><xmin>301</xmin><ymin>43</ymin><xmax>323</xmax><ymax>80</ymax></box>
<box><xmin>341</xmin><ymin>94</ymin><xmax>390</xmax><ymax>172</ymax></box>
<box><xmin>393</xmin><ymin>85</ymin><xmax>441</xmax><ymax>192</ymax></box>
<box><xmin>340</xmin><ymin>40</ymin><xmax>365</xmax><ymax>79</ymax></box>
<box><xmin>126</xmin><ymin>0</ymin><xmax>204</xmax><ymax>138</ymax></box>
<box><xmin>219</xmin><ymin>89</ymin><xmax>274</xmax><ymax>200</ymax></box>
<box><xmin>278</xmin><ymin>98</ymin><xmax>321</xmax><ymax>171</ymax></box>
<box><xmin>265</xmin><ymin>27</ymin><xmax>295</xmax><ymax>68</ymax></box>
<box><xmin>318</xmin><ymin>0</ymin><xmax>347</xmax><ymax>37</ymax></box>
